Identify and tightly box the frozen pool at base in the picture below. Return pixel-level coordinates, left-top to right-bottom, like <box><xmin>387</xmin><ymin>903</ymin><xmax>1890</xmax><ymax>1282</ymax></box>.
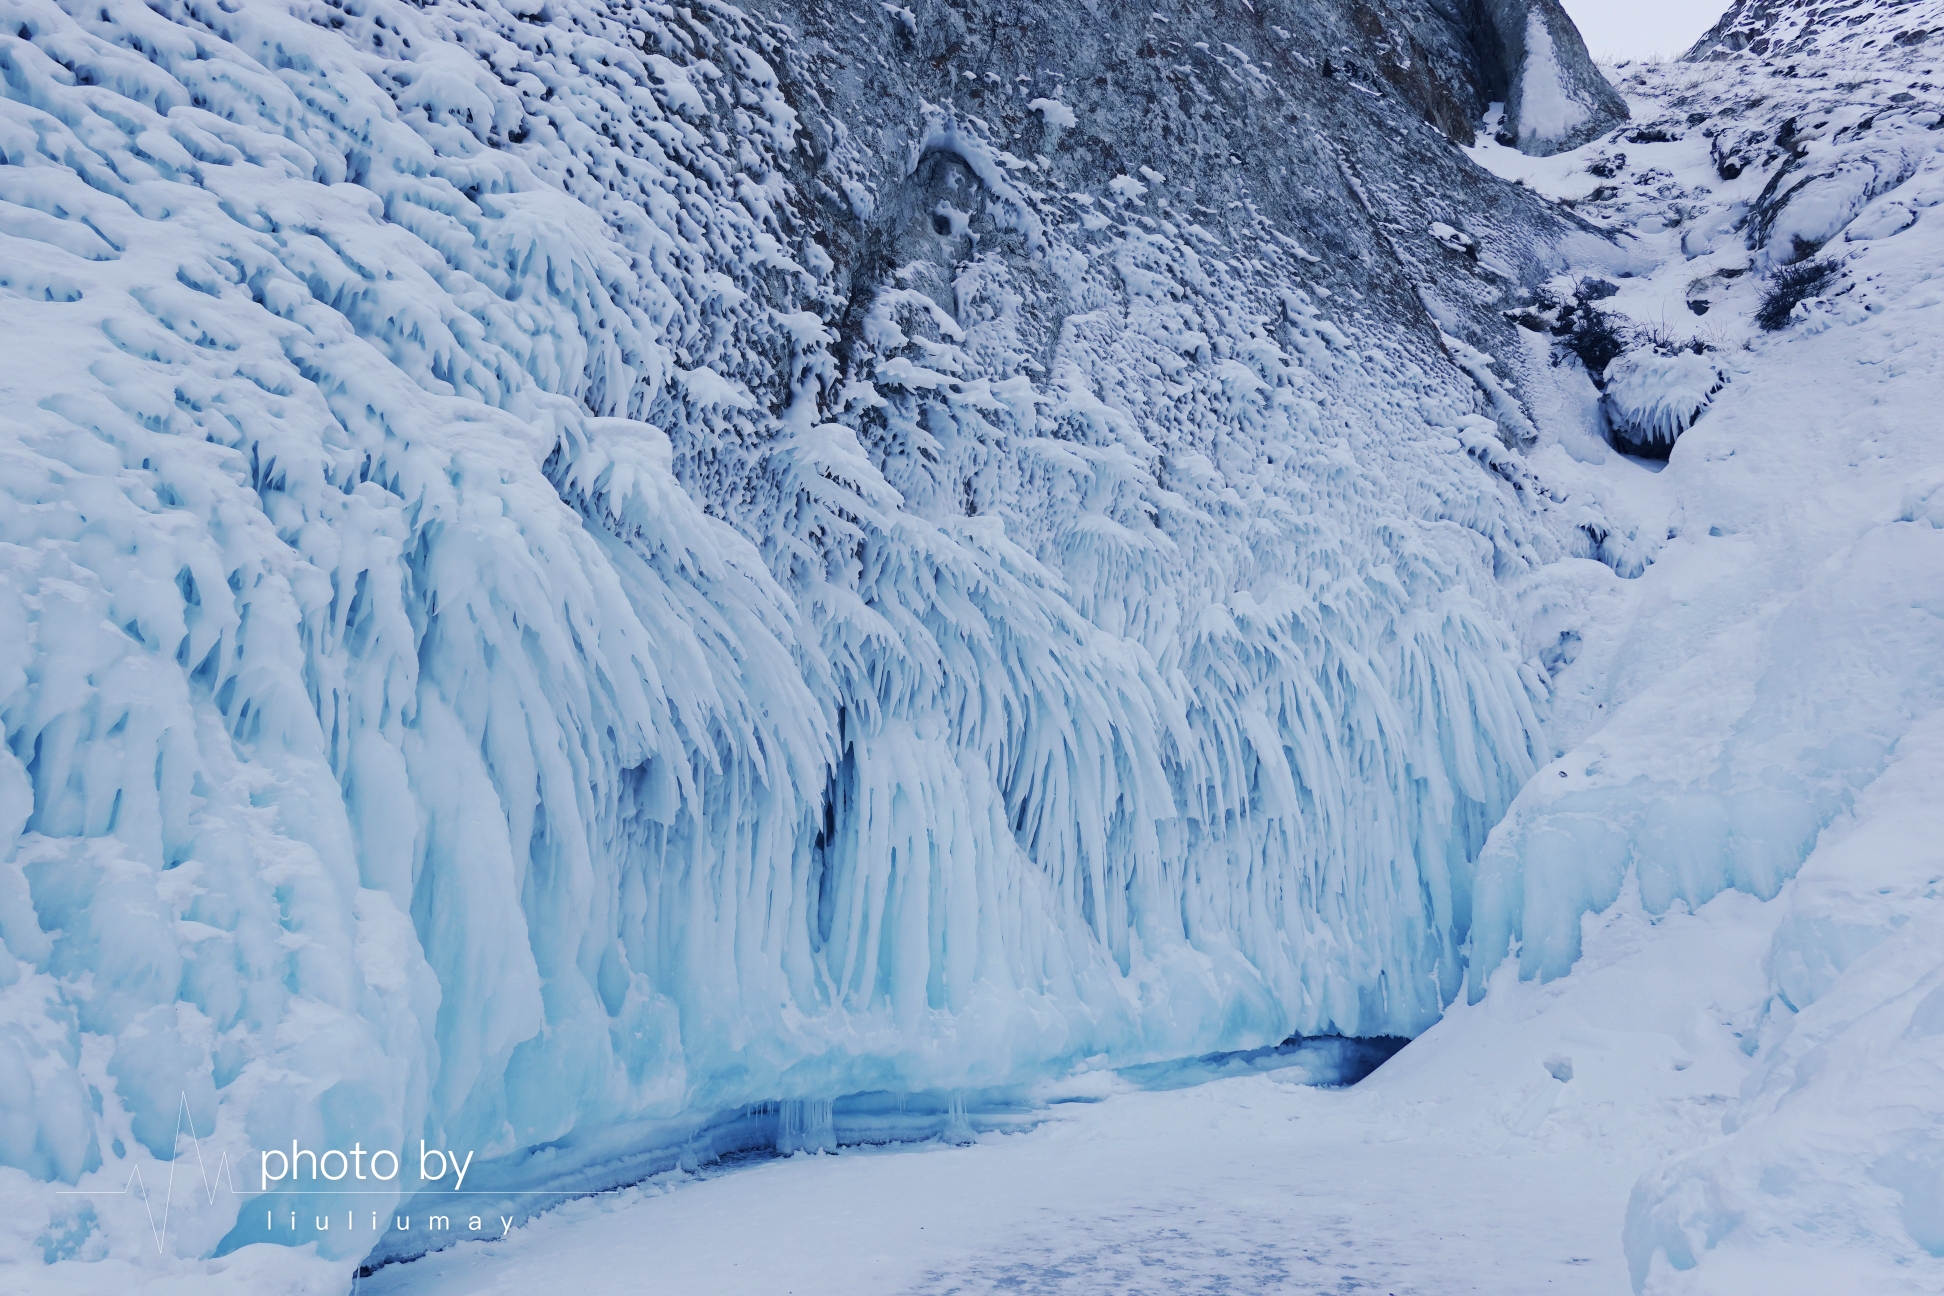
<box><xmin>356</xmin><ymin>885</ymin><xmax>1780</xmax><ymax>1296</ymax></box>
<box><xmin>336</xmin><ymin>1032</ymin><xmax>1407</xmax><ymax>1273</ymax></box>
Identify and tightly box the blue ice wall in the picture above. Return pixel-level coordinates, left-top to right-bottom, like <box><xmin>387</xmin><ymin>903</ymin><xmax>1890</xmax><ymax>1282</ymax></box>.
<box><xmin>0</xmin><ymin>0</ymin><xmax>1561</xmax><ymax>1265</ymax></box>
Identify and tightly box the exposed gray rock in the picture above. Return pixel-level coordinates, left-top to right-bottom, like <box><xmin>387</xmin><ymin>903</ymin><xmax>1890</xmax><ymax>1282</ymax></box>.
<box><xmin>743</xmin><ymin>0</ymin><xmax>1624</xmax><ymax>460</ymax></box>
<box><xmin>1687</xmin><ymin>0</ymin><xmax>1789</xmax><ymax>59</ymax></box>
<box><xmin>1471</xmin><ymin>0</ymin><xmax>1629</xmax><ymax>155</ymax></box>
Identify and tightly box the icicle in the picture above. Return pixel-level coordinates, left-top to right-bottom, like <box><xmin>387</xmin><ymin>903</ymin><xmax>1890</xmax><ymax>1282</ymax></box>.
<box><xmin>776</xmin><ymin>1099</ymin><xmax>837</xmax><ymax>1155</ymax></box>
<box><xmin>943</xmin><ymin>1093</ymin><xmax>974</xmax><ymax>1145</ymax></box>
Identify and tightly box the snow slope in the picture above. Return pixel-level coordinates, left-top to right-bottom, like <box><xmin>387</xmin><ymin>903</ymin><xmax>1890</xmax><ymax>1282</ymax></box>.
<box><xmin>1462</xmin><ymin>10</ymin><xmax>1944</xmax><ymax>1289</ymax></box>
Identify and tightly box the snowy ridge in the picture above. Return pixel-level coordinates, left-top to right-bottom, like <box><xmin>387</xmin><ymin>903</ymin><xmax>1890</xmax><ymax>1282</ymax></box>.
<box><xmin>0</xmin><ymin>0</ymin><xmax>1589</xmax><ymax>1272</ymax></box>
<box><xmin>1690</xmin><ymin>0</ymin><xmax>1944</xmax><ymax>61</ymax></box>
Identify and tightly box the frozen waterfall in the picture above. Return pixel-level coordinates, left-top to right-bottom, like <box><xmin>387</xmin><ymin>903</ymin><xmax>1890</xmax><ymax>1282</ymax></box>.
<box><xmin>0</xmin><ymin>0</ymin><xmax>1598</xmax><ymax>1271</ymax></box>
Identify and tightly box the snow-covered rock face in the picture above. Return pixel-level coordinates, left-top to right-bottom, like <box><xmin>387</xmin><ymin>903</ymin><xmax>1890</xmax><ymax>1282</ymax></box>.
<box><xmin>1686</xmin><ymin>1</ymin><xmax>1944</xmax><ymax>270</ymax></box>
<box><xmin>1690</xmin><ymin>0</ymin><xmax>1944</xmax><ymax>62</ymax></box>
<box><xmin>1475</xmin><ymin>0</ymin><xmax>1629</xmax><ymax>155</ymax></box>
<box><xmin>1466</xmin><ymin>3</ymin><xmax>1944</xmax><ymax>968</ymax></box>
<box><xmin>1</xmin><ymin>0</ymin><xmax>1644</xmax><ymax>1274</ymax></box>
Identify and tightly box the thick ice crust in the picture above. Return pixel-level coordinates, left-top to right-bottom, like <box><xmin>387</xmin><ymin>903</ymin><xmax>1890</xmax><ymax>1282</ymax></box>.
<box><xmin>0</xmin><ymin>0</ymin><xmax>1623</xmax><ymax>1274</ymax></box>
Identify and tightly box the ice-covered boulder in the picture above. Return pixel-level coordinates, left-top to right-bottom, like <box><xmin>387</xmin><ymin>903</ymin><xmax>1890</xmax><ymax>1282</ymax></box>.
<box><xmin>1599</xmin><ymin>349</ymin><xmax>1726</xmax><ymax>459</ymax></box>
<box><xmin>1751</xmin><ymin>143</ymin><xmax>1927</xmax><ymax>262</ymax></box>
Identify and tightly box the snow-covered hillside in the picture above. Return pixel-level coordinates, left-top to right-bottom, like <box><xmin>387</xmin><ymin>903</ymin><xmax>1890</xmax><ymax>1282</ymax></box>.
<box><xmin>1462</xmin><ymin>6</ymin><xmax>1944</xmax><ymax>1289</ymax></box>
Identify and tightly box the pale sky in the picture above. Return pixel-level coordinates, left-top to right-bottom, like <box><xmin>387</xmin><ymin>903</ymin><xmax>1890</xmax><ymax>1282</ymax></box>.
<box><xmin>1558</xmin><ymin>0</ymin><xmax>1735</xmax><ymax>62</ymax></box>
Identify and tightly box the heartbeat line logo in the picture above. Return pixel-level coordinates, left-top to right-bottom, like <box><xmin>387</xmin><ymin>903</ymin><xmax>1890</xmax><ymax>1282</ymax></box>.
<box><xmin>55</xmin><ymin>1093</ymin><xmax>239</xmax><ymax>1254</ymax></box>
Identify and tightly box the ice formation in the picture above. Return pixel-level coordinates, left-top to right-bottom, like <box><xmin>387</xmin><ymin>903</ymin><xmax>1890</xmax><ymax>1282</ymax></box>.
<box><xmin>5</xmin><ymin>0</ymin><xmax>1938</xmax><ymax>1285</ymax></box>
<box><xmin>1598</xmin><ymin>348</ymin><xmax>1726</xmax><ymax>459</ymax></box>
<box><xmin>1512</xmin><ymin>13</ymin><xmax>1588</xmax><ymax>148</ymax></box>
<box><xmin>1475</xmin><ymin>0</ymin><xmax>1628</xmax><ymax>155</ymax></box>
<box><xmin>1</xmin><ymin>0</ymin><xmax>1622</xmax><ymax>1273</ymax></box>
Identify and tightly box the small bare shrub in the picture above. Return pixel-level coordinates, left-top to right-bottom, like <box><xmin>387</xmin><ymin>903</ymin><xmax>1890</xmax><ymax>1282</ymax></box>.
<box><xmin>1756</xmin><ymin>259</ymin><xmax>1839</xmax><ymax>331</ymax></box>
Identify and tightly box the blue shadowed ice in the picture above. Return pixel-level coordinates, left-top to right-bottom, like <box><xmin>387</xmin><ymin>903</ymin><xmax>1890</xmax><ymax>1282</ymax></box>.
<box><xmin>0</xmin><ymin>0</ymin><xmax>1729</xmax><ymax>1273</ymax></box>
